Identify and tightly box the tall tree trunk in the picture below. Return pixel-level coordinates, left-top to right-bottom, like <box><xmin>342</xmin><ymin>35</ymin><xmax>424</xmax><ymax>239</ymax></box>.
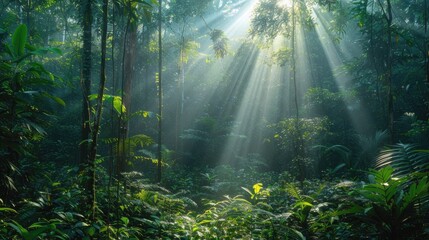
<box><xmin>386</xmin><ymin>0</ymin><xmax>393</xmax><ymax>143</ymax></box>
<box><xmin>291</xmin><ymin>0</ymin><xmax>304</xmax><ymax>181</ymax></box>
<box><xmin>157</xmin><ymin>0</ymin><xmax>163</xmax><ymax>183</ymax></box>
<box><xmin>423</xmin><ymin>0</ymin><xmax>429</xmax><ymax>86</ymax></box>
<box><xmin>79</xmin><ymin>0</ymin><xmax>93</xmax><ymax>220</ymax></box>
<box><xmin>87</xmin><ymin>0</ymin><xmax>108</xmax><ymax>221</ymax></box>
<box><xmin>118</xmin><ymin>13</ymin><xmax>137</xmax><ymax>174</ymax></box>
<box><xmin>292</xmin><ymin>0</ymin><xmax>298</xmax><ymax>121</ymax></box>
<box><xmin>425</xmin><ymin>0</ymin><xmax>429</xmax><ymax>119</ymax></box>
<box><xmin>80</xmin><ymin>0</ymin><xmax>92</xmax><ymax>165</ymax></box>
<box><xmin>175</xmin><ymin>33</ymin><xmax>185</xmax><ymax>153</ymax></box>
<box><xmin>123</xmin><ymin>23</ymin><xmax>136</xmax><ymax>117</ymax></box>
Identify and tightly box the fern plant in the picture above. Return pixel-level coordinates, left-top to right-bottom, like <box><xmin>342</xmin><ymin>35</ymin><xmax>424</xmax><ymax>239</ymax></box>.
<box><xmin>284</xmin><ymin>182</ymin><xmax>329</xmax><ymax>238</ymax></box>
<box><xmin>376</xmin><ymin>143</ymin><xmax>429</xmax><ymax>177</ymax></box>
<box><xmin>355</xmin><ymin>130</ymin><xmax>389</xmax><ymax>169</ymax></box>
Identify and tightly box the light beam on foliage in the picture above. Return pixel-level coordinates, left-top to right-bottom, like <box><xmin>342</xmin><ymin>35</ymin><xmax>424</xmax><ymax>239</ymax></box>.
<box><xmin>312</xmin><ymin>7</ymin><xmax>372</xmax><ymax>134</ymax></box>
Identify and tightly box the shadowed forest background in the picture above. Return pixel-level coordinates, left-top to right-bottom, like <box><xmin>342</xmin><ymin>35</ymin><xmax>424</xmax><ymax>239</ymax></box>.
<box><xmin>1</xmin><ymin>0</ymin><xmax>429</xmax><ymax>239</ymax></box>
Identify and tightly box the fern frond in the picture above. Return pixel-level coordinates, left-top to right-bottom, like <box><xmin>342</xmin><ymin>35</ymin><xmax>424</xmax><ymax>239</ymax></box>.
<box><xmin>376</xmin><ymin>144</ymin><xmax>429</xmax><ymax>177</ymax></box>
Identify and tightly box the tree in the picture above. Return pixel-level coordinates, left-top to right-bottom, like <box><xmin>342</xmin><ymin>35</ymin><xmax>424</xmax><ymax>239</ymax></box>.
<box><xmin>157</xmin><ymin>0</ymin><xmax>163</xmax><ymax>182</ymax></box>
<box><xmin>250</xmin><ymin>0</ymin><xmax>314</xmax><ymax>180</ymax></box>
<box><xmin>78</xmin><ymin>0</ymin><xmax>95</xmax><ymax>220</ymax></box>
<box><xmin>164</xmin><ymin>0</ymin><xmax>210</xmax><ymax>153</ymax></box>
<box><xmin>87</xmin><ymin>0</ymin><xmax>109</xmax><ymax>220</ymax></box>
<box><xmin>80</xmin><ymin>0</ymin><xmax>92</xmax><ymax>165</ymax></box>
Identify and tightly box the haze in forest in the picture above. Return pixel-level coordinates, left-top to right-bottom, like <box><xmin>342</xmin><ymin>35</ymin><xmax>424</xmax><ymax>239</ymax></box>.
<box><xmin>1</xmin><ymin>0</ymin><xmax>428</xmax><ymax>239</ymax></box>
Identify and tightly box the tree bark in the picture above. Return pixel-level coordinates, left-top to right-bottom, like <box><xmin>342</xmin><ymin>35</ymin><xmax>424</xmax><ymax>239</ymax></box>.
<box><xmin>87</xmin><ymin>0</ymin><xmax>108</xmax><ymax>221</ymax></box>
<box><xmin>80</xmin><ymin>0</ymin><xmax>92</xmax><ymax>166</ymax></box>
<box><xmin>79</xmin><ymin>0</ymin><xmax>93</xmax><ymax>220</ymax></box>
<box><xmin>386</xmin><ymin>0</ymin><xmax>394</xmax><ymax>143</ymax></box>
<box><xmin>157</xmin><ymin>0</ymin><xmax>163</xmax><ymax>183</ymax></box>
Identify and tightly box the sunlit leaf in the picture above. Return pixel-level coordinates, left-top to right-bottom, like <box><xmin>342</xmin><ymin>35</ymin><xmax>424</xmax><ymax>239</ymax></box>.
<box><xmin>0</xmin><ymin>207</ymin><xmax>17</xmax><ymax>213</ymax></box>
<box><xmin>113</xmin><ymin>96</ymin><xmax>125</xmax><ymax>113</ymax></box>
<box><xmin>121</xmin><ymin>217</ymin><xmax>130</xmax><ymax>225</ymax></box>
<box><xmin>253</xmin><ymin>183</ymin><xmax>263</xmax><ymax>194</ymax></box>
<box><xmin>241</xmin><ymin>187</ymin><xmax>254</xmax><ymax>198</ymax></box>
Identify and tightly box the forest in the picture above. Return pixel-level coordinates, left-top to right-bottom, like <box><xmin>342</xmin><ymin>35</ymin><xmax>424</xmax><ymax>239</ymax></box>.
<box><xmin>1</xmin><ymin>0</ymin><xmax>429</xmax><ymax>239</ymax></box>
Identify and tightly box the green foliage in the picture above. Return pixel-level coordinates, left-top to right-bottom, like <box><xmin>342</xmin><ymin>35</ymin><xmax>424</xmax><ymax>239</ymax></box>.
<box><xmin>398</xmin><ymin>113</ymin><xmax>429</xmax><ymax>145</ymax></box>
<box><xmin>271</xmin><ymin>47</ymin><xmax>292</xmax><ymax>66</ymax></box>
<box><xmin>0</xmin><ymin>24</ymin><xmax>63</xmax><ymax>198</ymax></box>
<box><xmin>284</xmin><ymin>182</ymin><xmax>328</xmax><ymax>236</ymax></box>
<box><xmin>180</xmin><ymin>40</ymin><xmax>200</xmax><ymax>64</ymax></box>
<box><xmin>304</xmin><ymin>88</ymin><xmax>357</xmax><ymax>117</ymax></box>
<box><xmin>249</xmin><ymin>0</ymin><xmax>289</xmax><ymax>40</ymax></box>
<box><xmin>166</xmin><ymin>0</ymin><xmax>211</xmax><ymax>21</ymax></box>
<box><xmin>314</xmin><ymin>144</ymin><xmax>351</xmax><ymax>170</ymax></box>
<box><xmin>114</xmin><ymin>0</ymin><xmax>156</xmax><ymax>24</ymax></box>
<box><xmin>268</xmin><ymin>117</ymin><xmax>330</xmax><ymax>177</ymax></box>
<box><xmin>345</xmin><ymin>167</ymin><xmax>429</xmax><ymax>239</ymax></box>
<box><xmin>103</xmin><ymin>134</ymin><xmax>155</xmax><ymax>164</ymax></box>
<box><xmin>209</xmin><ymin>29</ymin><xmax>229</xmax><ymax>59</ymax></box>
<box><xmin>355</xmin><ymin>130</ymin><xmax>389</xmax><ymax>169</ymax></box>
<box><xmin>270</xmin><ymin>117</ymin><xmax>330</xmax><ymax>151</ymax></box>
<box><xmin>376</xmin><ymin>143</ymin><xmax>429</xmax><ymax>177</ymax></box>
<box><xmin>8</xmin><ymin>220</ymin><xmax>67</xmax><ymax>240</ymax></box>
<box><xmin>193</xmin><ymin>194</ymin><xmax>303</xmax><ymax>239</ymax></box>
<box><xmin>242</xmin><ymin>182</ymin><xmax>270</xmax><ymax>201</ymax></box>
<box><xmin>89</xmin><ymin>94</ymin><xmax>126</xmax><ymax>115</ymax></box>
<box><xmin>11</xmin><ymin>24</ymin><xmax>27</xmax><ymax>57</ymax></box>
<box><xmin>2</xmin><ymin>1</ymin><xmax>429</xmax><ymax>240</ymax></box>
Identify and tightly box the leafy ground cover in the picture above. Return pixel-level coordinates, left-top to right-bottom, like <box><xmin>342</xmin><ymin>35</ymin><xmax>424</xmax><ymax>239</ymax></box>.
<box><xmin>1</xmin><ymin>157</ymin><xmax>428</xmax><ymax>239</ymax></box>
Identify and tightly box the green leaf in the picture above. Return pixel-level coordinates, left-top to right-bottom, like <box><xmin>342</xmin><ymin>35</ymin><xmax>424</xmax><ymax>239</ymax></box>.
<box><xmin>9</xmin><ymin>221</ymin><xmax>52</xmax><ymax>240</ymax></box>
<box><xmin>51</xmin><ymin>95</ymin><xmax>65</xmax><ymax>106</ymax></box>
<box><xmin>31</xmin><ymin>47</ymin><xmax>62</xmax><ymax>56</ymax></box>
<box><xmin>8</xmin><ymin>221</ymin><xmax>27</xmax><ymax>234</ymax></box>
<box><xmin>294</xmin><ymin>201</ymin><xmax>313</xmax><ymax>209</ymax></box>
<box><xmin>241</xmin><ymin>187</ymin><xmax>254</xmax><ymax>198</ymax></box>
<box><xmin>89</xmin><ymin>94</ymin><xmax>126</xmax><ymax>114</ymax></box>
<box><xmin>87</xmin><ymin>226</ymin><xmax>96</xmax><ymax>236</ymax></box>
<box><xmin>52</xmin><ymin>182</ymin><xmax>61</xmax><ymax>187</ymax></box>
<box><xmin>113</xmin><ymin>96</ymin><xmax>125</xmax><ymax>114</ymax></box>
<box><xmin>197</xmin><ymin>219</ymin><xmax>213</xmax><ymax>225</ymax></box>
<box><xmin>74</xmin><ymin>221</ymin><xmax>89</xmax><ymax>227</ymax></box>
<box><xmin>121</xmin><ymin>217</ymin><xmax>129</xmax><ymax>225</ymax></box>
<box><xmin>12</xmin><ymin>24</ymin><xmax>27</xmax><ymax>57</ymax></box>
<box><xmin>291</xmin><ymin>229</ymin><xmax>306</xmax><ymax>240</ymax></box>
<box><xmin>26</xmin><ymin>225</ymin><xmax>54</xmax><ymax>240</ymax></box>
<box><xmin>42</xmin><ymin>92</ymin><xmax>65</xmax><ymax>106</ymax></box>
<box><xmin>99</xmin><ymin>226</ymin><xmax>108</xmax><ymax>232</ymax></box>
<box><xmin>0</xmin><ymin>207</ymin><xmax>17</xmax><ymax>213</ymax></box>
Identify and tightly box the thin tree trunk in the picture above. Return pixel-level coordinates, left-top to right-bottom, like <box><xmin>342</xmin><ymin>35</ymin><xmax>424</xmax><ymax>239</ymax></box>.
<box><xmin>87</xmin><ymin>0</ymin><xmax>108</xmax><ymax>221</ymax></box>
<box><xmin>292</xmin><ymin>0</ymin><xmax>298</xmax><ymax>121</ymax></box>
<box><xmin>425</xmin><ymin>0</ymin><xmax>428</xmax><ymax>84</ymax></box>
<box><xmin>157</xmin><ymin>0</ymin><xmax>163</xmax><ymax>183</ymax></box>
<box><xmin>176</xmin><ymin>33</ymin><xmax>185</xmax><ymax>153</ymax></box>
<box><xmin>386</xmin><ymin>0</ymin><xmax>393</xmax><ymax>143</ymax></box>
<box><xmin>291</xmin><ymin>0</ymin><xmax>305</xmax><ymax>181</ymax></box>
<box><xmin>425</xmin><ymin>0</ymin><xmax>429</xmax><ymax>118</ymax></box>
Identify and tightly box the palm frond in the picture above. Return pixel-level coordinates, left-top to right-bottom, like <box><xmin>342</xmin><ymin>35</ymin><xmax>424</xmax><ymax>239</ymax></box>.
<box><xmin>376</xmin><ymin>143</ymin><xmax>429</xmax><ymax>177</ymax></box>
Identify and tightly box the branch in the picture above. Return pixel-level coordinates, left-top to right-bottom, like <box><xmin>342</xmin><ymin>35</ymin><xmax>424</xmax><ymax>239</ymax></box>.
<box><xmin>200</xmin><ymin>15</ymin><xmax>213</xmax><ymax>32</ymax></box>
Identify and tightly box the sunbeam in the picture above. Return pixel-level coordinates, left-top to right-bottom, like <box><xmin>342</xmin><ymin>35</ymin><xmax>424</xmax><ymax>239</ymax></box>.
<box><xmin>311</xmin><ymin>6</ymin><xmax>374</xmax><ymax>135</ymax></box>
